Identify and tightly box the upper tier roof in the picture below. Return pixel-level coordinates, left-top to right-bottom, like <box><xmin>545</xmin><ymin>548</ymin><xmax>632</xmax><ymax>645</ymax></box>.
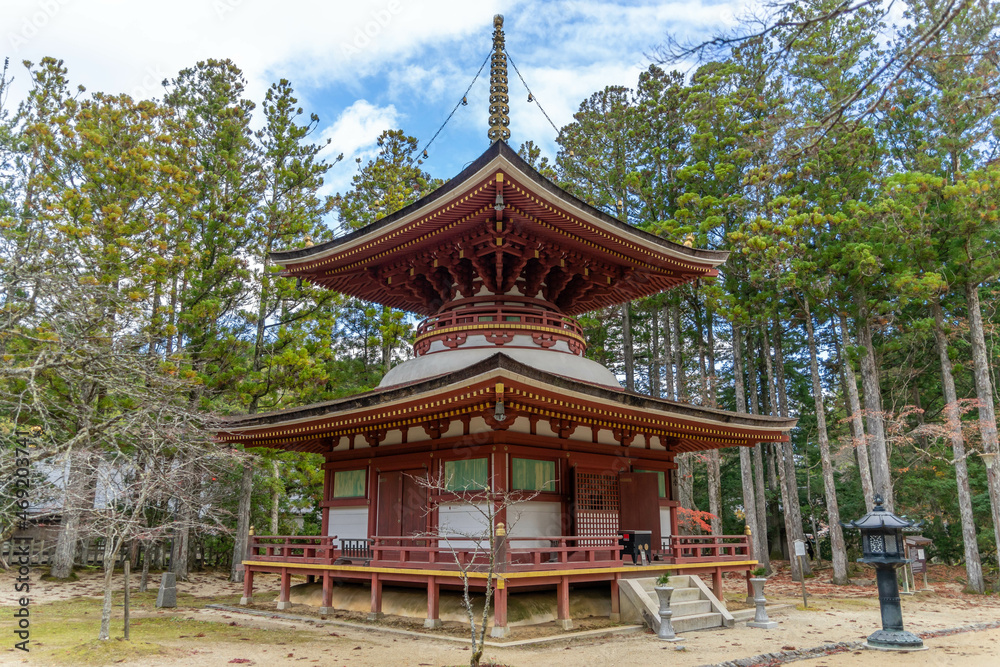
<box><xmin>273</xmin><ymin>141</ymin><xmax>729</xmax><ymax>317</ymax></box>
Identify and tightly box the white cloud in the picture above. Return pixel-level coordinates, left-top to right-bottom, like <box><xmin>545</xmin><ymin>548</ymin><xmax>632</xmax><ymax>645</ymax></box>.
<box><xmin>2</xmin><ymin>0</ymin><xmax>749</xmax><ymax>195</ymax></box>
<box><xmin>2</xmin><ymin>0</ymin><xmax>503</xmax><ymax>103</ymax></box>
<box><xmin>317</xmin><ymin>99</ymin><xmax>401</xmax><ymax>198</ymax></box>
<box><xmin>321</xmin><ymin>99</ymin><xmax>400</xmax><ymax>159</ymax></box>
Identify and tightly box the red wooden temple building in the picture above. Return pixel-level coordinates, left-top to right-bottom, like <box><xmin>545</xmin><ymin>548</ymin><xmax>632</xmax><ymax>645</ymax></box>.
<box><xmin>215</xmin><ymin>16</ymin><xmax>795</xmax><ymax>636</ymax></box>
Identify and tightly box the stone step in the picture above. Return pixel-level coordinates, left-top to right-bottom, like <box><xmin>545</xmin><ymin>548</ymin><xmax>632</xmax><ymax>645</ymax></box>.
<box><xmin>672</xmin><ymin>612</ymin><xmax>724</xmax><ymax>633</ymax></box>
<box><xmin>667</xmin><ymin>599</ymin><xmax>713</xmax><ymax>617</ymax></box>
<box><xmin>639</xmin><ymin>585</ymin><xmax>702</xmax><ymax>603</ymax></box>
<box><xmin>619</xmin><ymin>575</ymin><xmax>734</xmax><ymax>635</ymax></box>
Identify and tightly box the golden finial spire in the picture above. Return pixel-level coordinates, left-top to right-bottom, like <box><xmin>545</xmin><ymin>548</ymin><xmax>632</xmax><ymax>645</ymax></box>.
<box><xmin>488</xmin><ymin>15</ymin><xmax>510</xmax><ymax>143</ymax></box>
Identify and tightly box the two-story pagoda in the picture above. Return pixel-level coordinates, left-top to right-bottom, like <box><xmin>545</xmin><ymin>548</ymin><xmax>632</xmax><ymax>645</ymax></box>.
<box><xmin>216</xmin><ymin>16</ymin><xmax>795</xmax><ymax>637</ymax></box>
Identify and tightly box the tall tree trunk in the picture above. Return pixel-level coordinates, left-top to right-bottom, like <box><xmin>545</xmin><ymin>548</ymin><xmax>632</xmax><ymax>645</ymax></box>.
<box><xmin>99</xmin><ymin>538</ymin><xmax>121</xmax><ymax>641</ymax></box>
<box><xmin>774</xmin><ymin>322</ymin><xmax>812</xmax><ymax>579</ymax></box>
<box><xmin>230</xmin><ymin>459</ymin><xmax>255</xmax><ymax>583</ymax></box>
<box><xmin>964</xmin><ymin>281</ymin><xmax>1000</xmax><ymax>581</ymax></box>
<box><xmin>139</xmin><ymin>541</ymin><xmax>150</xmax><ymax>593</ymax></box>
<box><xmin>932</xmin><ymin>299</ymin><xmax>984</xmax><ymax>593</ymax></box>
<box><xmin>677</xmin><ymin>454</ymin><xmax>694</xmax><ymax>511</ymax></box>
<box><xmin>766</xmin><ymin>444</ymin><xmax>779</xmax><ymax>492</ymax></box>
<box><xmin>651</xmin><ymin>306</ymin><xmax>661</xmax><ymax>398</ymax></box>
<box><xmin>854</xmin><ymin>288</ymin><xmax>894</xmax><ymax>510</ymax></box>
<box><xmin>762</xmin><ymin>328</ymin><xmax>785</xmax><ymax>557</ymax></box>
<box><xmin>51</xmin><ymin>450</ymin><xmax>92</xmax><ymax>579</ymax></box>
<box><xmin>748</xmin><ymin>332</ymin><xmax>770</xmax><ymax>572</ymax></box>
<box><xmin>672</xmin><ymin>305</ymin><xmax>685</xmax><ymax>400</ymax></box>
<box><xmin>172</xmin><ymin>480</ymin><xmax>192</xmax><ymax>582</ymax></box>
<box><xmin>733</xmin><ymin>325</ymin><xmax>765</xmax><ymax>565</ymax></box>
<box><xmin>270</xmin><ymin>459</ymin><xmax>281</xmax><ymax>534</ymax></box>
<box><xmin>695</xmin><ymin>299</ymin><xmax>709</xmax><ymax>404</ymax></box>
<box><xmin>622</xmin><ymin>303</ymin><xmax>635</xmax><ymax>391</ymax></box>
<box><xmin>705</xmin><ymin>308</ymin><xmax>722</xmax><ymax>535</ymax></box>
<box><xmin>166</xmin><ymin>275</ymin><xmax>178</xmax><ymax>356</ymax></box>
<box><xmin>804</xmin><ymin>299</ymin><xmax>848</xmax><ymax>585</ymax></box>
<box><xmin>837</xmin><ymin>313</ymin><xmax>875</xmax><ymax>511</ymax></box>
<box><xmin>662</xmin><ymin>305</ymin><xmax>675</xmax><ymax>400</ymax></box>
<box><xmin>672</xmin><ymin>303</ymin><xmax>692</xmax><ymax>518</ymax></box>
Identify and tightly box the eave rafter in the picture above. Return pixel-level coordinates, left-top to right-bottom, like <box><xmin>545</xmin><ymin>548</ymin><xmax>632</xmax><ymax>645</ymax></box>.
<box><xmin>276</xmin><ymin>166</ymin><xmax>720</xmax><ymax>316</ymax></box>
<box><xmin>215</xmin><ymin>376</ymin><xmax>789</xmax><ymax>454</ymax></box>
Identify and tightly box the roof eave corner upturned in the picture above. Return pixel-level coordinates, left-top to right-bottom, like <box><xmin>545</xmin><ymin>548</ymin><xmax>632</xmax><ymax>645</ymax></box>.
<box><xmin>267</xmin><ymin>142</ymin><xmax>507</xmax><ymax>266</ymax></box>
<box><xmin>268</xmin><ymin>140</ymin><xmax>729</xmax><ymax>270</ymax></box>
<box><xmin>212</xmin><ymin>351</ymin><xmax>796</xmax><ymax>437</ymax></box>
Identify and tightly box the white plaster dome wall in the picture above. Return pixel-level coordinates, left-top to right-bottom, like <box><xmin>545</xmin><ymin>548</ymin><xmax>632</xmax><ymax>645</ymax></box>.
<box><xmin>378</xmin><ymin>347</ymin><xmax>621</xmax><ymax>388</ymax></box>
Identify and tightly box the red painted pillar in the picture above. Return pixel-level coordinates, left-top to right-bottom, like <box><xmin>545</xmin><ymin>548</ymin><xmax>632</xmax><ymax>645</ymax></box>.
<box><xmin>320</xmin><ymin>571</ymin><xmax>333</xmax><ymax>614</ymax></box>
<box><xmin>491</xmin><ymin>579</ymin><xmax>509</xmax><ymax>637</ymax></box>
<box><xmin>277</xmin><ymin>569</ymin><xmax>291</xmax><ymax>610</ymax></box>
<box><xmin>240</xmin><ymin>568</ymin><xmax>254</xmax><ymax>605</ymax></box>
<box><xmin>712</xmin><ymin>567</ymin><xmax>723</xmax><ymax>601</ymax></box>
<box><xmin>609</xmin><ymin>575</ymin><xmax>621</xmax><ymax>622</ymax></box>
<box><xmin>368</xmin><ymin>573</ymin><xmax>383</xmax><ymax>620</ymax></box>
<box><xmin>745</xmin><ymin>569</ymin><xmax>753</xmax><ymax>602</ymax></box>
<box><xmin>424</xmin><ymin>576</ymin><xmax>441</xmax><ymax>629</ymax></box>
<box><xmin>557</xmin><ymin>576</ymin><xmax>572</xmax><ymax>630</ymax></box>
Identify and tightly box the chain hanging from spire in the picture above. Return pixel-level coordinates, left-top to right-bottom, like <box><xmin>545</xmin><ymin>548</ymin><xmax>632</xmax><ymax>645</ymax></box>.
<box><xmin>487</xmin><ymin>14</ymin><xmax>510</xmax><ymax>143</ymax></box>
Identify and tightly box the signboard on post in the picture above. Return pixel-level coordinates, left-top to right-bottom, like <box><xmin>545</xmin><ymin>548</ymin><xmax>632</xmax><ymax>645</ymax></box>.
<box><xmin>794</xmin><ymin>540</ymin><xmax>806</xmax><ymax>557</ymax></box>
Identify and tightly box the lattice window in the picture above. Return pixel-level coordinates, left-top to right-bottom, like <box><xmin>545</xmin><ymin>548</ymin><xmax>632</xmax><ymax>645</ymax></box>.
<box><xmin>870</xmin><ymin>534</ymin><xmax>884</xmax><ymax>554</ymax></box>
<box><xmin>575</xmin><ymin>472</ymin><xmax>620</xmax><ymax>512</ymax></box>
<box><xmin>575</xmin><ymin>471</ymin><xmax>620</xmax><ymax>545</ymax></box>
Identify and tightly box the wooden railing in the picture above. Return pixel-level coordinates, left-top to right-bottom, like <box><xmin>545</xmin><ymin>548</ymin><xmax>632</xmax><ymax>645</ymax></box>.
<box><xmin>249</xmin><ymin>535</ymin><xmax>339</xmax><ymax>564</ymax></box>
<box><xmin>507</xmin><ymin>535</ymin><xmax>621</xmax><ymax>569</ymax></box>
<box><xmin>369</xmin><ymin>534</ymin><xmax>622</xmax><ymax>571</ymax></box>
<box><xmin>665</xmin><ymin>535</ymin><xmax>751</xmax><ymax>562</ymax></box>
<box><xmin>245</xmin><ymin>533</ymin><xmax>752</xmax><ymax>569</ymax></box>
<box><xmin>415</xmin><ymin>305</ymin><xmax>584</xmax><ymax>339</ymax></box>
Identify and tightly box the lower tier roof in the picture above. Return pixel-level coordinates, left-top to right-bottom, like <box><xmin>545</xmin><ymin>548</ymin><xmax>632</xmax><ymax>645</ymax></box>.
<box><xmin>214</xmin><ymin>353</ymin><xmax>796</xmax><ymax>454</ymax></box>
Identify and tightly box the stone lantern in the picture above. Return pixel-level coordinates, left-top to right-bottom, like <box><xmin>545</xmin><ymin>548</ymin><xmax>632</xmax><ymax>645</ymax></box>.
<box><xmin>842</xmin><ymin>495</ymin><xmax>926</xmax><ymax>651</ymax></box>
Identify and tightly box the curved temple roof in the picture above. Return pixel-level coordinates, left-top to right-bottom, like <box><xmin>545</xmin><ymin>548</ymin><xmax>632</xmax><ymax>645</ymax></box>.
<box><xmin>271</xmin><ymin>142</ymin><xmax>729</xmax><ymax>316</ymax></box>
<box><xmin>216</xmin><ymin>353</ymin><xmax>795</xmax><ymax>454</ymax></box>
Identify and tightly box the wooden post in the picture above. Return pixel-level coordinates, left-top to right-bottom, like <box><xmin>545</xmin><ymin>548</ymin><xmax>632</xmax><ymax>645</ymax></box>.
<box><xmin>557</xmin><ymin>575</ymin><xmax>572</xmax><ymax>630</ymax></box>
<box><xmin>745</xmin><ymin>568</ymin><xmax>753</xmax><ymax>603</ymax></box>
<box><xmin>241</xmin><ymin>568</ymin><xmax>254</xmax><ymax>605</ymax></box>
<box><xmin>424</xmin><ymin>576</ymin><xmax>441</xmax><ymax>629</ymax></box>
<box><xmin>610</xmin><ymin>575</ymin><xmax>621</xmax><ymax>622</ymax></box>
<box><xmin>798</xmin><ymin>555</ymin><xmax>808</xmax><ymax>608</ymax></box>
<box><xmin>368</xmin><ymin>573</ymin><xmax>383</xmax><ymax>620</ymax></box>
<box><xmin>277</xmin><ymin>569</ymin><xmax>291</xmax><ymax>610</ymax></box>
<box><xmin>123</xmin><ymin>559</ymin><xmax>131</xmax><ymax>640</ymax></box>
<box><xmin>712</xmin><ymin>567</ymin><xmax>723</xmax><ymax>601</ymax></box>
<box><xmin>320</xmin><ymin>571</ymin><xmax>333</xmax><ymax>614</ymax></box>
<box><xmin>793</xmin><ymin>540</ymin><xmax>808</xmax><ymax>608</ymax></box>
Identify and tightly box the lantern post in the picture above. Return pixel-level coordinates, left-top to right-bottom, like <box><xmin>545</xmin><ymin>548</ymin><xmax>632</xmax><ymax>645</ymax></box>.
<box><xmin>842</xmin><ymin>494</ymin><xmax>926</xmax><ymax>651</ymax></box>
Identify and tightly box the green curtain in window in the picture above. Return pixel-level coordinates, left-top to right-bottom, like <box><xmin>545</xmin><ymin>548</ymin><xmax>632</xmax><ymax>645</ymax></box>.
<box><xmin>635</xmin><ymin>469</ymin><xmax>666</xmax><ymax>498</ymax></box>
<box><xmin>445</xmin><ymin>458</ymin><xmax>488</xmax><ymax>491</ymax></box>
<box><xmin>512</xmin><ymin>458</ymin><xmax>556</xmax><ymax>492</ymax></box>
<box><xmin>333</xmin><ymin>469</ymin><xmax>366</xmax><ymax>498</ymax></box>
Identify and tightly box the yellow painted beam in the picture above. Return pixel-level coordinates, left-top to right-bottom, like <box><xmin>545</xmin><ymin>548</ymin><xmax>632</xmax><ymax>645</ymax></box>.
<box><xmin>241</xmin><ymin>559</ymin><xmax>758</xmax><ymax>580</ymax></box>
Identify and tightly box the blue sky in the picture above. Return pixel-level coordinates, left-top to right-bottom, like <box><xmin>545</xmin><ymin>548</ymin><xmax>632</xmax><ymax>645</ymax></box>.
<box><xmin>5</xmin><ymin>0</ymin><xmax>740</xmax><ymax>218</ymax></box>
